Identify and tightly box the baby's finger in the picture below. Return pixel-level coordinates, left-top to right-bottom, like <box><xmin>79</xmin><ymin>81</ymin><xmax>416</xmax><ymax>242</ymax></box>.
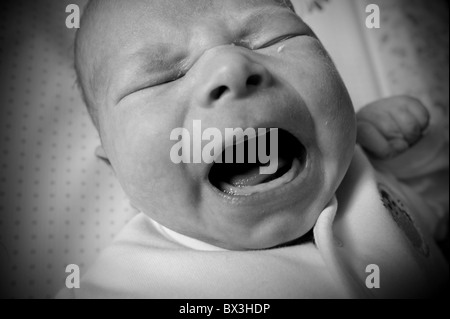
<box><xmin>357</xmin><ymin>121</ymin><xmax>393</xmax><ymax>159</ymax></box>
<box><xmin>357</xmin><ymin>108</ymin><xmax>404</xmax><ymax>140</ymax></box>
<box><xmin>387</xmin><ymin>109</ymin><xmax>424</xmax><ymax>145</ymax></box>
<box><xmin>398</xmin><ymin>96</ymin><xmax>431</xmax><ymax>129</ymax></box>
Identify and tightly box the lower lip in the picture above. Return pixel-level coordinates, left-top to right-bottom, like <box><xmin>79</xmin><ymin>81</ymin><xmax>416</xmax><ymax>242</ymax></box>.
<box><xmin>207</xmin><ymin>155</ymin><xmax>309</xmax><ymax>206</ymax></box>
<box><xmin>218</xmin><ymin>158</ymin><xmax>302</xmax><ymax>196</ymax></box>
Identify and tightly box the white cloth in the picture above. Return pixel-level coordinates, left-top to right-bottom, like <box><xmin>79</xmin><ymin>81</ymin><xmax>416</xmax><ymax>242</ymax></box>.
<box><xmin>57</xmin><ymin>139</ymin><xmax>449</xmax><ymax>299</ymax></box>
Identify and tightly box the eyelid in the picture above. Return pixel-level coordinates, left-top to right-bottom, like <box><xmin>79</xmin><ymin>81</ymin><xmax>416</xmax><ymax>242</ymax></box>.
<box><xmin>257</xmin><ymin>34</ymin><xmax>302</xmax><ymax>49</ymax></box>
<box><xmin>146</xmin><ymin>68</ymin><xmax>187</xmax><ymax>89</ymax></box>
<box><xmin>166</xmin><ymin>69</ymin><xmax>187</xmax><ymax>84</ymax></box>
<box><xmin>149</xmin><ymin>56</ymin><xmax>191</xmax><ymax>86</ymax></box>
<box><xmin>117</xmin><ymin>69</ymin><xmax>187</xmax><ymax>103</ymax></box>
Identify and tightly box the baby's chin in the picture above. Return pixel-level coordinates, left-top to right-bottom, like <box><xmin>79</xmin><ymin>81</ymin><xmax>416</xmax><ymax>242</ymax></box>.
<box><xmin>195</xmin><ymin>170</ymin><xmax>337</xmax><ymax>250</ymax></box>
<box><xmin>232</xmin><ymin>207</ymin><xmax>323</xmax><ymax>250</ymax></box>
<box><xmin>187</xmin><ymin>196</ymin><xmax>328</xmax><ymax>251</ymax></box>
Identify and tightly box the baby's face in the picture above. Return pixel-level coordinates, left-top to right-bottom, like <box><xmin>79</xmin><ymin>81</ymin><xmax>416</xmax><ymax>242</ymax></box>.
<box><xmin>82</xmin><ymin>0</ymin><xmax>356</xmax><ymax>250</ymax></box>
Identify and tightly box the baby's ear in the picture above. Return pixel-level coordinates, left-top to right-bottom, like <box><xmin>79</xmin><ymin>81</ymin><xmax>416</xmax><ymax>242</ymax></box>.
<box><xmin>95</xmin><ymin>145</ymin><xmax>111</xmax><ymax>166</ymax></box>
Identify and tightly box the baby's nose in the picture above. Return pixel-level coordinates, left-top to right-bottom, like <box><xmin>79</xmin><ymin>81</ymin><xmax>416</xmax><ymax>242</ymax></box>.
<box><xmin>194</xmin><ymin>47</ymin><xmax>272</xmax><ymax>108</ymax></box>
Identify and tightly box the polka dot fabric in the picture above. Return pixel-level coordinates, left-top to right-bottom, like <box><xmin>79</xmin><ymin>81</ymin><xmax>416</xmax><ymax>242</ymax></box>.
<box><xmin>0</xmin><ymin>0</ymin><xmax>136</xmax><ymax>299</ymax></box>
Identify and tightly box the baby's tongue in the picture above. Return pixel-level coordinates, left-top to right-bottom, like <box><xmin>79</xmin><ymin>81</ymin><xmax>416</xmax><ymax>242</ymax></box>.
<box><xmin>227</xmin><ymin>158</ymin><xmax>288</xmax><ymax>188</ymax></box>
<box><xmin>228</xmin><ymin>166</ymin><xmax>268</xmax><ymax>187</ymax></box>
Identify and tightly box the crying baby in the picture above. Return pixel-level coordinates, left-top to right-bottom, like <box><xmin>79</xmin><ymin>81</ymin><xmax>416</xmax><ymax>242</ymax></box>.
<box><xmin>58</xmin><ymin>0</ymin><xmax>448</xmax><ymax>298</ymax></box>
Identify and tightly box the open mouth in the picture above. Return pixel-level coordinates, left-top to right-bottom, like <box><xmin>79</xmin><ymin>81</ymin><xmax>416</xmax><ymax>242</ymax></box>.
<box><xmin>208</xmin><ymin>129</ymin><xmax>307</xmax><ymax>196</ymax></box>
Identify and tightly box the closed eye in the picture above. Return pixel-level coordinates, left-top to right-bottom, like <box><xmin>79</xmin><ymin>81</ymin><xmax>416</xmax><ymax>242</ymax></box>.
<box><xmin>258</xmin><ymin>34</ymin><xmax>302</xmax><ymax>49</ymax></box>
<box><xmin>117</xmin><ymin>71</ymin><xmax>187</xmax><ymax>103</ymax></box>
<box><xmin>133</xmin><ymin>70</ymin><xmax>186</xmax><ymax>93</ymax></box>
<box><xmin>149</xmin><ymin>69</ymin><xmax>187</xmax><ymax>87</ymax></box>
<box><xmin>164</xmin><ymin>69</ymin><xmax>188</xmax><ymax>84</ymax></box>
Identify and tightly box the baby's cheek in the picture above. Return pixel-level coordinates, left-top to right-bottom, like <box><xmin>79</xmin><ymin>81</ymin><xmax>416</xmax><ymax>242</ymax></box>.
<box><xmin>271</xmin><ymin>37</ymin><xmax>356</xmax><ymax>165</ymax></box>
<box><xmin>119</xmin><ymin>147</ymin><xmax>190</xmax><ymax>215</ymax></box>
<box><xmin>314</xmin><ymin>79</ymin><xmax>356</xmax><ymax>158</ymax></box>
<box><xmin>126</xmin><ymin>133</ymin><xmax>175</xmax><ymax>182</ymax></box>
<box><xmin>299</xmin><ymin>46</ymin><xmax>356</xmax><ymax>186</ymax></box>
<box><xmin>116</xmin><ymin>132</ymin><xmax>200</xmax><ymax>213</ymax></box>
<box><xmin>301</xmin><ymin>43</ymin><xmax>355</xmax><ymax>133</ymax></box>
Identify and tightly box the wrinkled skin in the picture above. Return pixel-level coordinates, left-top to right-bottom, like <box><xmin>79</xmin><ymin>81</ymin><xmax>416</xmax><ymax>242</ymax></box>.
<box><xmin>76</xmin><ymin>0</ymin><xmax>357</xmax><ymax>250</ymax></box>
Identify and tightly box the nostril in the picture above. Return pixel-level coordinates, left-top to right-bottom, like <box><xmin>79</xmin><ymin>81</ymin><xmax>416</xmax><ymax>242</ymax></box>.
<box><xmin>246</xmin><ymin>74</ymin><xmax>262</xmax><ymax>87</ymax></box>
<box><xmin>210</xmin><ymin>85</ymin><xmax>229</xmax><ymax>101</ymax></box>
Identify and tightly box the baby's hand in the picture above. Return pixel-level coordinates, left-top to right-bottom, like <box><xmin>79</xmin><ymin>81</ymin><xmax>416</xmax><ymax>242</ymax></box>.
<box><xmin>357</xmin><ymin>96</ymin><xmax>430</xmax><ymax>160</ymax></box>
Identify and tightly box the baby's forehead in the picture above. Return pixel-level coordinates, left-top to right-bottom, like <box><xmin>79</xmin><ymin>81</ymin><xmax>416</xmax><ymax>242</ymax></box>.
<box><xmin>87</xmin><ymin>0</ymin><xmax>294</xmax><ymax>37</ymax></box>
<box><xmin>80</xmin><ymin>0</ymin><xmax>296</xmax><ymax>105</ymax></box>
<box><xmin>104</xmin><ymin>0</ymin><xmax>293</xmax><ymax>16</ymax></box>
